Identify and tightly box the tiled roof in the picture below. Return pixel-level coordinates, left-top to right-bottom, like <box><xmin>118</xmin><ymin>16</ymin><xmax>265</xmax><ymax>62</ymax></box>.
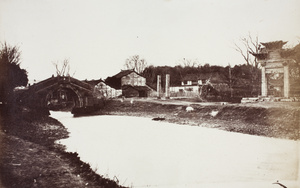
<box><xmin>261</xmin><ymin>40</ymin><xmax>287</xmax><ymax>50</ymax></box>
<box><xmin>113</xmin><ymin>69</ymin><xmax>135</xmax><ymax>79</ymax></box>
<box><xmin>84</xmin><ymin>79</ymin><xmax>103</xmax><ymax>86</ymax></box>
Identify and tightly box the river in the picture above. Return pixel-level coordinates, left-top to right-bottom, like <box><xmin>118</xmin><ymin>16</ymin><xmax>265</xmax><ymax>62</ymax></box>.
<box><xmin>50</xmin><ymin>111</ymin><xmax>300</xmax><ymax>188</ymax></box>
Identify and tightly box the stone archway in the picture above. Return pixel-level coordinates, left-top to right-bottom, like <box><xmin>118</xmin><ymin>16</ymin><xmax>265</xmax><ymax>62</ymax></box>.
<box><xmin>252</xmin><ymin>41</ymin><xmax>295</xmax><ymax>98</ymax></box>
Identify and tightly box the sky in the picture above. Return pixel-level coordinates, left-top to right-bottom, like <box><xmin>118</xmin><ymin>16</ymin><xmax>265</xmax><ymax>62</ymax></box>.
<box><xmin>1</xmin><ymin>0</ymin><xmax>300</xmax><ymax>82</ymax></box>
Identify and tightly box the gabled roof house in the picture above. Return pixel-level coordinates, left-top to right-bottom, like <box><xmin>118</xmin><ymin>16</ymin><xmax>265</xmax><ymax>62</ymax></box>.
<box><xmin>105</xmin><ymin>69</ymin><xmax>154</xmax><ymax>97</ymax></box>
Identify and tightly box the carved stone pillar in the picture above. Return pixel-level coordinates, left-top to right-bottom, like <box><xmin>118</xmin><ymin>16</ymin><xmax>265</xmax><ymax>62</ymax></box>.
<box><xmin>283</xmin><ymin>62</ymin><xmax>289</xmax><ymax>98</ymax></box>
<box><xmin>157</xmin><ymin>75</ymin><xmax>161</xmax><ymax>99</ymax></box>
<box><xmin>261</xmin><ymin>62</ymin><xmax>267</xmax><ymax>96</ymax></box>
<box><xmin>165</xmin><ymin>74</ymin><xmax>170</xmax><ymax>99</ymax></box>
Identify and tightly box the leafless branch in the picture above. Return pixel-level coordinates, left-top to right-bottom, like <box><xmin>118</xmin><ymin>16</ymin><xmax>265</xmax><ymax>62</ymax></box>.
<box><xmin>179</xmin><ymin>58</ymin><xmax>199</xmax><ymax>67</ymax></box>
<box><xmin>124</xmin><ymin>55</ymin><xmax>148</xmax><ymax>73</ymax></box>
<box><xmin>234</xmin><ymin>42</ymin><xmax>249</xmax><ymax>65</ymax></box>
<box><xmin>52</xmin><ymin>58</ymin><xmax>74</xmax><ymax>76</ymax></box>
<box><xmin>234</xmin><ymin>33</ymin><xmax>260</xmax><ymax>68</ymax></box>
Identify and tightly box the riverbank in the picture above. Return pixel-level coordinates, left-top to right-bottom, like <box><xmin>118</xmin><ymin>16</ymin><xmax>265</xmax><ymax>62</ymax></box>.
<box><xmin>95</xmin><ymin>99</ymin><xmax>300</xmax><ymax>140</ymax></box>
<box><xmin>1</xmin><ymin>99</ymin><xmax>299</xmax><ymax>187</ymax></box>
<box><xmin>0</xmin><ymin>107</ymin><xmax>124</xmax><ymax>188</ymax></box>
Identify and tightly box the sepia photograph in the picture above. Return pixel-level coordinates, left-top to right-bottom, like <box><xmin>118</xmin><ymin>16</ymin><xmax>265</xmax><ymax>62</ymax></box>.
<box><xmin>0</xmin><ymin>0</ymin><xmax>299</xmax><ymax>187</ymax></box>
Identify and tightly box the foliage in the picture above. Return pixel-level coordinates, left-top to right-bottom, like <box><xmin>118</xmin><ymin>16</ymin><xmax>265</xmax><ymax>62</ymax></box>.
<box><xmin>291</xmin><ymin>42</ymin><xmax>300</xmax><ymax>64</ymax></box>
<box><xmin>0</xmin><ymin>42</ymin><xmax>28</xmax><ymax>104</ymax></box>
<box><xmin>289</xmin><ymin>42</ymin><xmax>300</xmax><ymax>96</ymax></box>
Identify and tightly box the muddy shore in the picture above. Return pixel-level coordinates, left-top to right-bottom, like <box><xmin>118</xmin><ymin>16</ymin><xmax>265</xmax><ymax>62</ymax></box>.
<box><xmin>0</xmin><ymin>108</ymin><xmax>124</xmax><ymax>188</ymax></box>
<box><xmin>96</xmin><ymin>99</ymin><xmax>300</xmax><ymax>140</ymax></box>
<box><xmin>0</xmin><ymin>99</ymin><xmax>299</xmax><ymax>187</ymax></box>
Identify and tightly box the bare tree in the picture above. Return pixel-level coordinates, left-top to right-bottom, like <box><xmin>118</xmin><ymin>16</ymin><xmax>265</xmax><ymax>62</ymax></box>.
<box><xmin>234</xmin><ymin>33</ymin><xmax>260</xmax><ymax>68</ymax></box>
<box><xmin>234</xmin><ymin>33</ymin><xmax>261</xmax><ymax>96</ymax></box>
<box><xmin>177</xmin><ymin>58</ymin><xmax>199</xmax><ymax>67</ymax></box>
<box><xmin>124</xmin><ymin>55</ymin><xmax>148</xmax><ymax>74</ymax></box>
<box><xmin>52</xmin><ymin>59</ymin><xmax>75</xmax><ymax>77</ymax></box>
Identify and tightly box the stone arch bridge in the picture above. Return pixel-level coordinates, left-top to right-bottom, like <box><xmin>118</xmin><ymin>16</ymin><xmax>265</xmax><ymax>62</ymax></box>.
<box><xmin>21</xmin><ymin>76</ymin><xmax>100</xmax><ymax>111</ymax></box>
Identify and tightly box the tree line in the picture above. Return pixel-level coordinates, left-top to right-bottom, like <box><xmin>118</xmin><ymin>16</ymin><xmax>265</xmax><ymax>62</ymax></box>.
<box><xmin>141</xmin><ymin>63</ymin><xmax>261</xmax><ymax>97</ymax></box>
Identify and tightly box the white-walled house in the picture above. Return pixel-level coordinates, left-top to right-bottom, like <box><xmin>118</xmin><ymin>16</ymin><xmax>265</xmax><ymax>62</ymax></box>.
<box><xmin>94</xmin><ymin>81</ymin><xmax>122</xmax><ymax>99</ymax></box>
<box><xmin>170</xmin><ymin>73</ymin><xmax>229</xmax><ymax>97</ymax></box>
<box><xmin>85</xmin><ymin>79</ymin><xmax>121</xmax><ymax>99</ymax></box>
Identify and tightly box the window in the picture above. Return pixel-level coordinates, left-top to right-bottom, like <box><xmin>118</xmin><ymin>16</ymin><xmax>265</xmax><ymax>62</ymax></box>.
<box><xmin>187</xmin><ymin>81</ymin><xmax>192</xmax><ymax>85</ymax></box>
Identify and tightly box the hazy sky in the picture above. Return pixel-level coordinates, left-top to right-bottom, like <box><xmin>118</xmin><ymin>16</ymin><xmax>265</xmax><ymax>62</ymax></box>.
<box><xmin>1</xmin><ymin>0</ymin><xmax>300</xmax><ymax>81</ymax></box>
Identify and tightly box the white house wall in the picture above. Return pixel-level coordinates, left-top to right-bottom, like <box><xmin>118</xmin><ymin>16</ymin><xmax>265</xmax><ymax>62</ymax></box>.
<box><xmin>170</xmin><ymin>85</ymin><xmax>199</xmax><ymax>92</ymax></box>
<box><xmin>95</xmin><ymin>82</ymin><xmax>121</xmax><ymax>99</ymax></box>
<box><xmin>170</xmin><ymin>85</ymin><xmax>199</xmax><ymax>97</ymax></box>
<box><xmin>121</xmin><ymin>72</ymin><xmax>146</xmax><ymax>86</ymax></box>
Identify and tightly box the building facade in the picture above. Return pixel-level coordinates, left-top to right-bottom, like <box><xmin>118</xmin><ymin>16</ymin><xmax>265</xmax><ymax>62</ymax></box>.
<box><xmin>170</xmin><ymin>73</ymin><xmax>229</xmax><ymax>97</ymax></box>
<box><xmin>94</xmin><ymin>81</ymin><xmax>122</xmax><ymax>99</ymax></box>
<box><xmin>105</xmin><ymin>69</ymin><xmax>155</xmax><ymax>98</ymax></box>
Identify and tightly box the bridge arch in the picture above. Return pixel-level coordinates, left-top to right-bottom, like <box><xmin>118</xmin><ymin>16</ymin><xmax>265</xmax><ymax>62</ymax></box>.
<box><xmin>44</xmin><ymin>86</ymin><xmax>84</xmax><ymax>109</ymax></box>
<box><xmin>24</xmin><ymin>76</ymin><xmax>95</xmax><ymax>111</ymax></box>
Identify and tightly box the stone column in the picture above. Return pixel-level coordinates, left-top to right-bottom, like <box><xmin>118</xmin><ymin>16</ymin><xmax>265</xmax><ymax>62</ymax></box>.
<box><xmin>157</xmin><ymin>75</ymin><xmax>161</xmax><ymax>99</ymax></box>
<box><xmin>261</xmin><ymin>63</ymin><xmax>267</xmax><ymax>97</ymax></box>
<box><xmin>283</xmin><ymin>63</ymin><xmax>289</xmax><ymax>98</ymax></box>
<box><xmin>165</xmin><ymin>74</ymin><xmax>170</xmax><ymax>99</ymax></box>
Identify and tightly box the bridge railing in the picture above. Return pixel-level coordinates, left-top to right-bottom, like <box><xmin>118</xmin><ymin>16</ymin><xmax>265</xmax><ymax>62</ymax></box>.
<box><xmin>30</xmin><ymin>77</ymin><xmax>58</xmax><ymax>92</ymax></box>
<box><xmin>29</xmin><ymin>76</ymin><xmax>93</xmax><ymax>94</ymax></box>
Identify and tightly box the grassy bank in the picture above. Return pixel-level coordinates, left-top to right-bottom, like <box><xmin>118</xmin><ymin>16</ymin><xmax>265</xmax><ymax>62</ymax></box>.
<box><xmin>96</xmin><ymin>99</ymin><xmax>300</xmax><ymax>140</ymax></box>
<box><xmin>0</xmin><ymin>106</ymin><xmax>124</xmax><ymax>188</ymax></box>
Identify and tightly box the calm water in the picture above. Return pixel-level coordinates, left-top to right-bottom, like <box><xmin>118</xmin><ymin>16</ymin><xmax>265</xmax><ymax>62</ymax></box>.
<box><xmin>51</xmin><ymin>111</ymin><xmax>300</xmax><ymax>188</ymax></box>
